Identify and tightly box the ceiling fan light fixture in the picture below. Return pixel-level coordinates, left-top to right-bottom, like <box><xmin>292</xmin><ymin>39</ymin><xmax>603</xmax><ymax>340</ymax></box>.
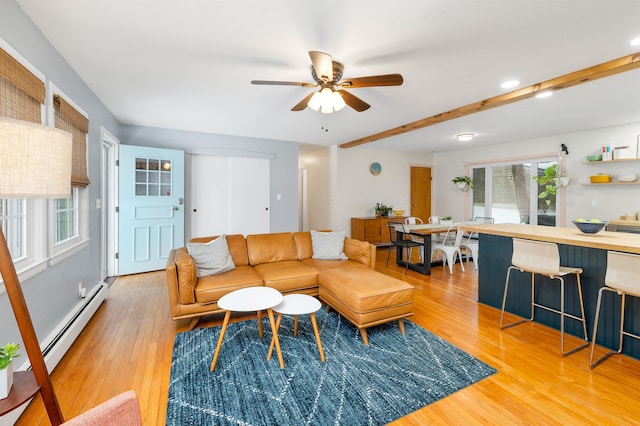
<box><xmin>332</xmin><ymin>90</ymin><xmax>346</xmax><ymax>111</ymax></box>
<box><xmin>456</xmin><ymin>133</ymin><xmax>475</xmax><ymax>142</ymax></box>
<box><xmin>307</xmin><ymin>91</ymin><xmax>322</xmax><ymax>111</ymax></box>
<box><xmin>308</xmin><ymin>87</ymin><xmax>346</xmax><ymax>113</ymax></box>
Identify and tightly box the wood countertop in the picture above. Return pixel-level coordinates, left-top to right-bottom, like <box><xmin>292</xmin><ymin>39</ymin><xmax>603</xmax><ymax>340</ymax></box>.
<box><xmin>461</xmin><ymin>223</ymin><xmax>640</xmax><ymax>254</ymax></box>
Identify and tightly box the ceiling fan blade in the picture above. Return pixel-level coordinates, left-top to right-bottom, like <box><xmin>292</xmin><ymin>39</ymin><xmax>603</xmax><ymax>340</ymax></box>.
<box><xmin>339</xmin><ymin>73</ymin><xmax>404</xmax><ymax>88</ymax></box>
<box><xmin>338</xmin><ymin>90</ymin><xmax>370</xmax><ymax>112</ymax></box>
<box><xmin>251</xmin><ymin>80</ymin><xmax>315</xmax><ymax>87</ymax></box>
<box><xmin>291</xmin><ymin>92</ymin><xmax>315</xmax><ymax>111</ymax></box>
<box><xmin>309</xmin><ymin>51</ymin><xmax>333</xmax><ymax>82</ymax></box>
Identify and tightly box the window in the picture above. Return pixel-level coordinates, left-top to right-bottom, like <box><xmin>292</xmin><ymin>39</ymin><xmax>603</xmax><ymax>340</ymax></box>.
<box><xmin>54</xmin><ymin>188</ymin><xmax>78</xmax><ymax>244</ymax></box>
<box><xmin>0</xmin><ymin>199</ymin><xmax>25</xmax><ymax>260</ymax></box>
<box><xmin>470</xmin><ymin>156</ymin><xmax>561</xmax><ymax>226</ymax></box>
<box><xmin>0</xmin><ymin>40</ymin><xmax>49</xmax><ymax>281</ymax></box>
<box><xmin>48</xmin><ymin>85</ymin><xmax>89</xmax><ymax>262</ymax></box>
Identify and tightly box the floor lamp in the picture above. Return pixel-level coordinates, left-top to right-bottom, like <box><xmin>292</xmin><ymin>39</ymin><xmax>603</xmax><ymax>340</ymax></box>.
<box><xmin>0</xmin><ymin>117</ymin><xmax>72</xmax><ymax>424</ymax></box>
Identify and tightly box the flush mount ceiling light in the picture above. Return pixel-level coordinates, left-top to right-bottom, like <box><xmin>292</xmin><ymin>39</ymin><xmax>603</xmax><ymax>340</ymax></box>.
<box><xmin>501</xmin><ymin>80</ymin><xmax>520</xmax><ymax>89</ymax></box>
<box><xmin>307</xmin><ymin>87</ymin><xmax>346</xmax><ymax>113</ymax></box>
<box><xmin>456</xmin><ymin>133</ymin><xmax>475</xmax><ymax>142</ymax></box>
<box><xmin>630</xmin><ymin>37</ymin><xmax>640</xmax><ymax>46</ymax></box>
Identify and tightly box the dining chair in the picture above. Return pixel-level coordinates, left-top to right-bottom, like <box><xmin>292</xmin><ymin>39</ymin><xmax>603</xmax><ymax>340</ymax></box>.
<box><xmin>431</xmin><ymin>222</ymin><xmax>468</xmax><ymax>275</ymax></box>
<box><xmin>460</xmin><ymin>217</ymin><xmax>494</xmax><ymax>270</ymax></box>
<box><xmin>404</xmin><ymin>217</ymin><xmax>424</xmax><ymax>261</ymax></box>
<box><xmin>386</xmin><ymin>222</ymin><xmax>423</xmax><ymax>276</ymax></box>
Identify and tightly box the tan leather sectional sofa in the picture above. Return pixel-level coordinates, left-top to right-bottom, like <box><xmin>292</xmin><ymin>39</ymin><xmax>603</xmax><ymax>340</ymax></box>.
<box><xmin>165</xmin><ymin>231</ymin><xmax>414</xmax><ymax>344</ymax></box>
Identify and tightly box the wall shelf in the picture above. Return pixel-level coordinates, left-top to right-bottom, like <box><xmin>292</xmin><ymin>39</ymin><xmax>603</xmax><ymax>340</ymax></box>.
<box><xmin>582</xmin><ymin>158</ymin><xmax>640</xmax><ymax>165</ymax></box>
<box><xmin>581</xmin><ymin>182</ymin><xmax>640</xmax><ymax>186</ymax></box>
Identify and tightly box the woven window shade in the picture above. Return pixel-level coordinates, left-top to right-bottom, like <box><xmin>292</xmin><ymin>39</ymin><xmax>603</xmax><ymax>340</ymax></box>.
<box><xmin>54</xmin><ymin>95</ymin><xmax>90</xmax><ymax>187</ymax></box>
<box><xmin>0</xmin><ymin>77</ymin><xmax>42</xmax><ymax>122</ymax></box>
<box><xmin>0</xmin><ymin>48</ymin><xmax>45</xmax><ymax>104</ymax></box>
<box><xmin>0</xmin><ymin>46</ymin><xmax>45</xmax><ymax>123</ymax></box>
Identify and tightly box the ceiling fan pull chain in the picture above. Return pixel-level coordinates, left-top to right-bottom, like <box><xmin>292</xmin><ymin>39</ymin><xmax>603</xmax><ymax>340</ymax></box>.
<box><xmin>321</xmin><ymin>116</ymin><xmax>329</xmax><ymax>132</ymax></box>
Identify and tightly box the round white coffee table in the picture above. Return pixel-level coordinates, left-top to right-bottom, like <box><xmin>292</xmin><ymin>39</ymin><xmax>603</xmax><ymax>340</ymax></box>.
<box><xmin>267</xmin><ymin>294</ymin><xmax>325</xmax><ymax>363</ymax></box>
<box><xmin>210</xmin><ymin>286</ymin><xmax>284</xmax><ymax>371</ymax></box>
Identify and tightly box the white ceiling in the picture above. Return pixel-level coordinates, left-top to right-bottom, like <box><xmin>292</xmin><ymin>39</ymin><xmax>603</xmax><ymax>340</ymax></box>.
<box><xmin>16</xmin><ymin>0</ymin><xmax>640</xmax><ymax>153</ymax></box>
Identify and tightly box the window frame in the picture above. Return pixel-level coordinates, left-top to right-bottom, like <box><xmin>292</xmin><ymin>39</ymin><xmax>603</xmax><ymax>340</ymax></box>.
<box><xmin>47</xmin><ymin>83</ymin><xmax>90</xmax><ymax>265</ymax></box>
<box><xmin>0</xmin><ymin>37</ymin><xmax>50</xmax><ymax>287</ymax></box>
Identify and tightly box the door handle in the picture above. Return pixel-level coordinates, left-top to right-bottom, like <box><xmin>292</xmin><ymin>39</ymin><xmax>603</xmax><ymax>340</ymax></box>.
<box><xmin>172</xmin><ymin>206</ymin><xmax>179</xmax><ymax>211</ymax></box>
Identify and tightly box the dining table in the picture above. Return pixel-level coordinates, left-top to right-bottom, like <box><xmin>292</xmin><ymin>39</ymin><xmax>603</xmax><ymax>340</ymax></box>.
<box><xmin>392</xmin><ymin>223</ymin><xmax>451</xmax><ymax>275</ymax></box>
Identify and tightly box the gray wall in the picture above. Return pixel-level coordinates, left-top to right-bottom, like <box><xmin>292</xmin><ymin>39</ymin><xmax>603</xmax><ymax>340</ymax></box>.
<box><xmin>0</xmin><ymin>2</ymin><xmax>121</xmax><ymax>350</ymax></box>
<box><xmin>121</xmin><ymin>125</ymin><xmax>300</xmax><ymax>237</ymax></box>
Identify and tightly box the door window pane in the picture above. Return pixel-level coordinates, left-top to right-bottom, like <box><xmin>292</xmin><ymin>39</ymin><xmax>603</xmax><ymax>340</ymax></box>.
<box><xmin>536</xmin><ymin>161</ymin><xmax>557</xmax><ymax>226</ymax></box>
<box><xmin>133</xmin><ymin>157</ymin><xmax>172</xmax><ymax>196</ymax></box>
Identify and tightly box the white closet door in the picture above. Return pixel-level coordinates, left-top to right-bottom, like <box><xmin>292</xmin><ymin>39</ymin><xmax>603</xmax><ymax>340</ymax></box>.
<box><xmin>229</xmin><ymin>157</ymin><xmax>270</xmax><ymax>235</ymax></box>
<box><xmin>190</xmin><ymin>155</ymin><xmax>270</xmax><ymax>238</ymax></box>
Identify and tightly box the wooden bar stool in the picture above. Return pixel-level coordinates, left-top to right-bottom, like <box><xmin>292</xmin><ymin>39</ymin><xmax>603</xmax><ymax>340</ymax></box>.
<box><xmin>590</xmin><ymin>251</ymin><xmax>640</xmax><ymax>368</ymax></box>
<box><xmin>500</xmin><ymin>238</ymin><xmax>589</xmax><ymax>356</ymax></box>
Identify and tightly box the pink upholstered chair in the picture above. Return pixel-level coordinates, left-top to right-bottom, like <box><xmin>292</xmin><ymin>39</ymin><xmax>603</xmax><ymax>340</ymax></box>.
<box><xmin>62</xmin><ymin>390</ymin><xmax>142</xmax><ymax>425</ymax></box>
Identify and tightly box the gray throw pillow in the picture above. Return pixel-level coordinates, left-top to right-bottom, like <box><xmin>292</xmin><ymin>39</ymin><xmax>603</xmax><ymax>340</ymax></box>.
<box><xmin>311</xmin><ymin>230</ymin><xmax>348</xmax><ymax>260</ymax></box>
<box><xmin>187</xmin><ymin>235</ymin><xmax>236</xmax><ymax>277</ymax></box>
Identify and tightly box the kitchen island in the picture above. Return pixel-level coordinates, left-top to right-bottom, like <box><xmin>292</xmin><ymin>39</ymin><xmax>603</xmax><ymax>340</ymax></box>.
<box><xmin>461</xmin><ymin>223</ymin><xmax>640</xmax><ymax>359</ymax></box>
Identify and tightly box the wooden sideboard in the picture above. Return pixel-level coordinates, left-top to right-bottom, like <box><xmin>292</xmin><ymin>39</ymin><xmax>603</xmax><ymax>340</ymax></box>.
<box><xmin>351</xmin><ymin>216</ymin><xmax>405</xmax><ymax>245</ymax></box>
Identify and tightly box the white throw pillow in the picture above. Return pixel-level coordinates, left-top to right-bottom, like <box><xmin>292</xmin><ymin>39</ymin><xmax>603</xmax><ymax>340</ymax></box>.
<box><xmin>311</xmin><ymin>230</ymin><xmax>348</xmax><ymax>260</ymax></box>
<box><xmin>187</xmin><ymin>235</ymin><xmax>236</xmax><ymax>277</ymax></box>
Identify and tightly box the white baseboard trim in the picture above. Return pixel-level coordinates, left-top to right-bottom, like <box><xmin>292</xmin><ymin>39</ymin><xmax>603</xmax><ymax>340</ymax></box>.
<box><xmin>0</xmin><ymin>282</ymin><xmax>108</xmax><ymax>425</ymax></box>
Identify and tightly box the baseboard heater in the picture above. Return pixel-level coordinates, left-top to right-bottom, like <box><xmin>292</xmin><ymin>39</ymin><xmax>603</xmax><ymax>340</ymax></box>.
<box><xmin>0</xmin><ymin>282</ymin><xmax>109</xmax><ymax>426</ymax></box>
<box><xmin>40</xmin><ymin>282</ymin><xmax>109</xmax><ymax>370</ymax></box>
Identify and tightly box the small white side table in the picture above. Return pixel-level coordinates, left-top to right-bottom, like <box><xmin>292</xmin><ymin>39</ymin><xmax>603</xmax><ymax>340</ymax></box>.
<box><xmin>267</xmin><ymin>294</ymin><xmax>326</xmax><ymax>363</ymax></box>
<box><xmin>210</xmin><ymin>286</ymin><xmax>284</xmax><ymax>371</ymax></box>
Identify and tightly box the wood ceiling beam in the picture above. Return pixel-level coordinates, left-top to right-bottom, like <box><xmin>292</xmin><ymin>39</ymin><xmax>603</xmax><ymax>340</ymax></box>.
<box><xmin>339</xmin><ymin>51</ymin><xmax>640</xmax><ymax>149</ymax></box>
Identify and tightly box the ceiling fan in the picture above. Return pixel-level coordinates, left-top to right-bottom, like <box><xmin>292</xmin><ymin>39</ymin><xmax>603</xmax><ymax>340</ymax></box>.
<box><xmin>251</xmin><ymin>51</ymin><xmax>403</xmax><ymax>113</ymax></box>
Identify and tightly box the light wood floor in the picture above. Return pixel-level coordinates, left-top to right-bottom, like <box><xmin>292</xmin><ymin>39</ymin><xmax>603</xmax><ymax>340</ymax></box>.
<box><xmin>16</xmin><ymin>249</ymin><xmax>640</xmax><ymax>425</ymax></box>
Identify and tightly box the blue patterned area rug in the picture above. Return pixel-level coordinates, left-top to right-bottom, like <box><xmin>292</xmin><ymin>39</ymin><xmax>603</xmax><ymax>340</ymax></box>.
<box><xmin>166</xmin><ymin>308</ymin><xmax>496</xmax><ymax>425</ymax></box>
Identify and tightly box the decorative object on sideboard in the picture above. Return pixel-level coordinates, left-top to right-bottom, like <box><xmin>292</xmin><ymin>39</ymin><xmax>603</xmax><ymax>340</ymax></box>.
<box><xmin>0</xmin><ymin>342</ymin><xmax>20</xmax><ymax>399</ymax></box>
<box><xmin>452</xmin><ymin>176</ymin><xmax>474</xmax><ymax>191</ymax></box>
<box><xmin>374</xmin><ymin>202</ymin><xmax>393</xmax><ymax>217</ymax></box>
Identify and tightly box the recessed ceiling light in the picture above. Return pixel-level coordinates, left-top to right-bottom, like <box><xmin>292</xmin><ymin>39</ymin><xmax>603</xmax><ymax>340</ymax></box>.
<box><xmin>456</xmin><ymin>133</ymin><xmax>475</xmax><ymax>142</ymax></box>
<box><xmin>535</xmin><ymin>91</ymin><xmax>553</xmax><ymax>99</ymax></box>
<box><xmin>501</xmin><ymin>80</ymin><xmax>520</xmax><ymax>89</ymax></box>
<box><xmin>631</xmin><ymin>37</ymin><xmax>640</xmax><ymax>46</ymax></box>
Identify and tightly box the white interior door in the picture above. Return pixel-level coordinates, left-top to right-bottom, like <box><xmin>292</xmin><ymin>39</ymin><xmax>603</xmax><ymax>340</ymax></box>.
<box><xmin>229</xmin><ymin>157</ymin><xmax>270</xmax><ymax>235</ymax></box>
<box><xmin>190</xmin><ymin>155</ymin><xmax>270</xmax><ymax>238</ymax></box>
<box><xmin>118</xmin><ymin>145</ymin><xmax>185</xmax><ymax>275</ymax></box>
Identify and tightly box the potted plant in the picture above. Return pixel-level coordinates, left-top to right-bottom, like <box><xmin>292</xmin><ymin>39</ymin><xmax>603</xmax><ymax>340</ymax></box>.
<box><xmin>532</xmin><ymin>164</ymin><xmax>570</xmax><ymax>207</ymax></box>
<box><xmin>374</xmin><ymin>203</ymin><xmax>393</xmax><ymax>218</ymax></box>
<box><xmin>440</xmin><ymin>216</ymin><xmax>453</xmax><ymax>225</ymax></box>
<box><xmin>452</xmin><ymin>176</ymin><xmax>474</xmax><ymax>191</ymax></box>
<box><xmin>0</xmin><ymin>342</ymin><xmax>20</xmax><ymax>399</ymax></box>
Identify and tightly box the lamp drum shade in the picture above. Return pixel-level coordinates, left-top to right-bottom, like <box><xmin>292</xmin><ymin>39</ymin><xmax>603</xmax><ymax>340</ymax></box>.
<box><xmin>0</xmin><ymin>117</ymin><xmax>73</xmax><ymax>198</ymax></box>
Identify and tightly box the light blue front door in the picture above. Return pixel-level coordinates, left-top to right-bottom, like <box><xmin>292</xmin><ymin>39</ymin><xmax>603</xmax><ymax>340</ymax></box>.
<box><xmin>118</xmin><ymin>145</ymin><xmax>185</xmax><ymax>275</ymax></box>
